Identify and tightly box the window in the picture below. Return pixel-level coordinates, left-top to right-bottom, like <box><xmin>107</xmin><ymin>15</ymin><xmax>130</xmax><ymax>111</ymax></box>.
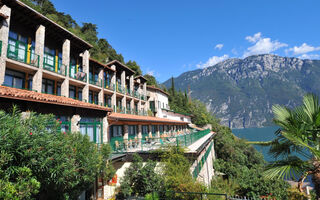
<box><xmin>128</xmin><ymin>125</ymin><xmax>137</xmax><ymax>136</ymax></box>
<box><xmin>80</xmin><ymin>118</ymin><xmax>102</xmax><ymax>143</ymax></box>
<box><xmin>89</xmin><ymin>91</ymin><xmax>98</xmax><ymax>104</ymax></box>
<box><xmin>151</xmin><ymin>125</ymin><xmax>157</xmax><ymax>134</ymax></box>
<box><xmin>4</xmin><ymin>69</ymin><xmax>25</xmax><ymax>89</ymax></box>
<box><xmin>57</xmin><ymin>82</ymin><xmax>61</xmax><ymax>96</ymax></box>
<box><xmin>42</xmin><ymin>78</ymin><xmax>54</xmax><ymax>94</ymax></box>
<box><xmin>104</xmin><ymin>94</ymin><xmax>111</xmax><ymax>107</ymax></box>
<box><xmin>44</xmin><ymin>47</ymin><xmax>55</xmax><ymax>69</ymax></box>
<box><xmin>134</xmin><ymin>103</ymin><xmax>138</xmax><ymax>112</ymax></box>
<box><xmin>142</xmin><ymin>125</ymin><xmax>149</xmax><ymax>135</ymax></box>
<box><xmin>104</xmin><ymin>72</ymin><xmax>111</xmax><ymax>88</ymax></box>
<box><xmin>126</xmin><ymin>102</ymin><xmax>131</xmax><ymax>110</ymax></box>
<box><xmin>69</xmin><ymin>85</ymin><xmax>76</xmax><ymax>99</ymax></box>
<box><xmin>78</xmin><ymin>88</ymin><xmax>83</xmax><ymax>101</ymax></box>
<box><xmin>159</xmin><ymin>125</ymin><xmax>164</xmax><ymax>133</ymax></box>
<box><xmin>111</xmin><ymin>125</ymin><xmax>123</xmax><ymax>137</ymax></box>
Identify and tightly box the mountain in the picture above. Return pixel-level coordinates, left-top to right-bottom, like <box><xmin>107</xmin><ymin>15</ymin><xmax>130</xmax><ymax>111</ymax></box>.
<box><xmin>163</xmin><ymin>54</ymin><xmax>320</xmax><ymax>129</ymax></box>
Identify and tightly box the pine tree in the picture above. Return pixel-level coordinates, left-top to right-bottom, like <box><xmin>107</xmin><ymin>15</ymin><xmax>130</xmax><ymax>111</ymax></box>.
<box><xmin>170</xmin><ymin>77</ymin><xmax>175</xmax><ymax>96</ymax></box>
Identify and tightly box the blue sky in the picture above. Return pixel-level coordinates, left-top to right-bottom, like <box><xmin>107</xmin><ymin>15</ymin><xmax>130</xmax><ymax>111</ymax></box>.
<box><xmin>51</xmin><ymin>0</ymin><xmax>320</xmax><ymax>82</ymax></box>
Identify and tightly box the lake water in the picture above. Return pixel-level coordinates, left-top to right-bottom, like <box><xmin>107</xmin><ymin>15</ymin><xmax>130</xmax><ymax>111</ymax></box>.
<box><xmin>232</xmin><ymin>126</ymin><xmax>279</xmax><ymax>162</ymax></box>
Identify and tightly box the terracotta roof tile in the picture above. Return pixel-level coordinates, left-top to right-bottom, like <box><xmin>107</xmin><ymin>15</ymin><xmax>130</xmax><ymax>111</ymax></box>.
<box><xmin>108</xmin><ymin>113</ymin><xmax>189</xmax><ymax>124</ymax></box>
<box><xmin>0</xmin><ymin>86</ymin><xmax>112</xmax><ymax>112</ymax></box>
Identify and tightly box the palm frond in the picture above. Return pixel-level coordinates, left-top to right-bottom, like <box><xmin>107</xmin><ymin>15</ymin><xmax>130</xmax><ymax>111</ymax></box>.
<box><xmin>263</xmin><ymin>156</ymin><xmax>310</xmax><ymax>180</ymax></box>
<box><xmin>303</xmin><ymin>94</ymin><xmax>320</xmax><ymax>123</ymax></box>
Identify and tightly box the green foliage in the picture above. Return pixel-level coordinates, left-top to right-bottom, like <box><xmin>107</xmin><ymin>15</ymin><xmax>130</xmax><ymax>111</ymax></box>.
<box><xmin>126</xmin><ymin>60</ymin><xmax>142</xmax><ymax>75</ymax></box>
<box><xmin>117</xmin><ymin>154</ymin><xmax>164</xmax><ymax>198</ymax></box>
<box><xmin>0</xmin><ymin>108</ymin><xmax>114</xmax><ymax>199</ymax></box>
<box><xmin>144</xmin><ymin>74</ymin><xmax>158</xmax><ymax>87</ymax></box>
<box><xmin>161</xmin><ymin>146</ymin><xmax>206</xmax><ymax>199</ymax></box>
<box><xmin>167</xmin><ymin>81</ymin><xmax>220</xmax><ymax>129</ymax></box>
<box><xmin>212</xmin><ymin>126</ymin><xmax>290</xmax><ymax>199</ymax></box>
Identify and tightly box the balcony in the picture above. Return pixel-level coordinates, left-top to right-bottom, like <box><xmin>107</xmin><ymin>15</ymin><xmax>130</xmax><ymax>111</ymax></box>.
<box><xmin>134</xmin><ymin>90</ymin><xmax>140</xmax><ymax>99</ymax></box>
<box><xmin>114</xmin><ymin>105</ymin><xmax>126</xmax><ymax>114</ymax></box>
<box><xmin>139</xmin><ymin>109</ymin><xmax>147</xmax><ymax>116</ymax></box>
<box><xmin>110</xmin><ymin>129</ymin><xmax>211</xmax><ymax>153</ymax></box>
<box><xmin>43</xmin><ymin>56</ymin><xmax>67</xmax><ymax>76</ymax></box>
<box><xmin>126</xmin><ymin>88</ymin><xmax>133</xmax><ymax>96</ymax></box>
<box><xmin>116</xmin><ymin>83</ymin><xmax>125</xmax><ymax>94</ymax></box>
<box><xmin>104</xmin><ymin>81</ymin><xmax>114</xmax><ymax>91</ymax></box>
<box><xmin>89</xmin><ymin>78</ymin><xmax>102</xmax><ymax>87</ymax></box>
<box><xmin>69</xmin><ymin>69</ymin><xmax>87</xmax><ymax>82</ymax></box>
<box><xmin>140</xmin><ymin>94</ymin><xmax>146</xmax><ymax>101</ymax></box>
<box><xmin>7</xmin><ymin>43</ymin><xmax>40</xmax><ymax>67</ymax></box>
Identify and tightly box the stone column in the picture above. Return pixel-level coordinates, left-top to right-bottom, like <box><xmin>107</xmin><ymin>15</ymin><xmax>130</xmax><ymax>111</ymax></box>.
<box><xmin>143</xmin><ymin>82</ymin><xmax>147</xmax><ymax>98</ymax></box>
<box><xmin>102</xmin><ymin>115</ymin><xmax>109</xmax><ymax>143</ymax></box>
<box><xmin>129</xmin><ymin>75</ymin><xmax>134</xmax><ymax>93</ymax></box>
<box><xmin>61</xmin><ymin>39</ymin><xmax>70</xmax><ymax>97</ymax></box>
<box><xmin>0</xmin><ymin>5</ymin><xmax>11</xmax><ymax>85</ymax></box>
<box><xmin>71</xmin><ymin>115</ymin><xmax>81</xmax><ymax>133</ymax></box>
<box><xmin>121</xmin><ymin>70</ymin><xmax>125</xmax><ymax>89</ymax></box>
<box><xmin>98</xmin><ymin>68</ymin><xmax>104</xmax><ymax>105</ymax></box>
<box><xmin>138</xmin><ymin>100</ymin><xmax>142</xmax><ymax>114</ymax></box>
<box><xmin>82</xmin><ymin>50</ymin><xmax>90</xmax><ymax>102</ymax></box>
<box><xmin>110</xmin><ymin>68</ymin><xmax>116</xmax><ymax>110</ymax></box>
<box><xmin>32</xmin><ymin>25</ymin><xmax>45</xmax><ymax>92</ymax></box>
<box><xmin>130</xmin><ymin>99</ymin><xmax>134</xmax><ymax>114</ymax></box>
<box><xmin>138</xmin><ymin>125</ymin><xmax>142</xmax><ymax>146</ymax></box>
<box><xmin>123</xmin><ymin>125</ymin><xmax>129</xmax><ymax>149</ymax></box>
<box><xmin>148</xmin><ymin>125</ymin><xmax>152</xmax><ymax>138</ymax></box>
<box><xmin>156</xmin><ymin>125</ymin><xmax>160</xmax><ymax>138</ymax></box>
<box><xmin>121</xmin><ymin>96</ymin><xmax>126</xmax><ymax>113</ymax></box>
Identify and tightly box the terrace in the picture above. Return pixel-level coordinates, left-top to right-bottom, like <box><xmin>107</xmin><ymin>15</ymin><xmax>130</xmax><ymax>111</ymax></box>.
<box><xmin>110</xmin><ymin>129</ymin><xmax>211</xmax><ymax>153</ymax></box>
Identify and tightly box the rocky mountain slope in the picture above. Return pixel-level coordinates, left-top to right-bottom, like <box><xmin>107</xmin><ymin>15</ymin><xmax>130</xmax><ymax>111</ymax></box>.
<box><xmin>163</xmin><ymin>54</ymin><xmax>320</xmax><ymax>128</ymax></box>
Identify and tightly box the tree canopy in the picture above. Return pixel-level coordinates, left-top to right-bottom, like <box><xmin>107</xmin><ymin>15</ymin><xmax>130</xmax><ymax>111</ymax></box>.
<box><xmin>0</xmin><ymin>108</ymin><xmax>114</xmax><ymax>199</ymax></box>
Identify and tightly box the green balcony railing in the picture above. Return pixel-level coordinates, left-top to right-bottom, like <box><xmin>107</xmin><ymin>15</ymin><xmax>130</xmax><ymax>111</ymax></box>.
<box><xmin>104</xmin><ymin>81</ymin><xmax>114</xmax><ymax>90</ymax></box>
<box><xmin>43</xmin><ymin>56</ymin><xmax>67</xmax><ymax>76</ymax></box>
<box><xmin>110</xmin><ymin>129</ymin><xmax>211</xmax><ymax>153</ymax></box>
<box><xmin>89</xmin><ymin>78</ymin><xmax>102</xmax><ymax>87</ymax></box>
<box><xmin>126</xmin><ymin>88</ymin><xmax>133</xmax><ymax>96</ymax></box>
<box><xmin>7</xmin><ymin>43</ymin><xmax>40</xmax><ymax>67</ymax></box>
<box><xmin>192</xmin><ymin>141</ymin><xmax>213</xmax><ymax>179</ymax></box>
<box><xmin>0</xmin><ymin>40</ymin><xmax>2</xmax><ymax>56</ymax></box>
<box><xmin>69</xmin><ymin>69</ymin><xmax>87</xmax><ymax>82</ymax></box>
<box><xmin>134</xmin><ymin>90</ymin><xmax>140</xmax><ymax>99</ymax></box>
<box><xmin>116</xmin><ymin>83</ymin><xmax>125</xmax><ymax>94</ymax></box>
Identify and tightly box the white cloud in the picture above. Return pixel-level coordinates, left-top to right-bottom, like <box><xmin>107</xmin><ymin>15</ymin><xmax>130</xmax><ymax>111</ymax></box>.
<box><xmin>298</xmin><ymin>54</ymin><xmax>320</xmax><ymax>60</ymax></box>
<box><xmin>215</xmin><ymin>44</ymin><xmax>224</xmax><ymax>50</ymax></box>
<box><xmin>243</xmin><ymin>32</ymin><xmax>287</xmax><ymax>57</ymax></box>
<box><xmin>231</xmin><ymin>48</ymin><xmax>238</xmax><ymax>55</ymax></box>
<box><xmin>146</xmin><ymin>70</ymin><xmax>154</xmax><ymax>76</ymax></box>
<box><xmin>245</xmin><ymin>32</ymin><xmax>262</xmax><ymax>43</ymax></box>
<box><xmin>196</xmin><ymin>54</ymin><xmax>229</xmax><ymax>69</ymax></box>
<box><xmin>286</xmin><ymin>43</ymin><xmax>320</xmax><ymax>55</ymax></box>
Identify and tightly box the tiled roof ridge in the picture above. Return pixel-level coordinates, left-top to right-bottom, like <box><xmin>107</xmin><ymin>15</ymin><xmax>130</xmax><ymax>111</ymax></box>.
<box><xmin>0</xmin><ymin>86</ymin><xmax>112</xmax><ymax>112</ymax></box>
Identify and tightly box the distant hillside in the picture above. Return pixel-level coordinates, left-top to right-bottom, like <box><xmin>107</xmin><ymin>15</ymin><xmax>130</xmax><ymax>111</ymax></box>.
<box><xmin>163</xmin><ymin>54</ymin><xmax>320</xmax><ymax>128</ymax></box>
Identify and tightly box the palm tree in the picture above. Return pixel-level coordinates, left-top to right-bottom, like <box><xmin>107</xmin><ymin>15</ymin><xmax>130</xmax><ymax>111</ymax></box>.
<box><xmin>263</xmin><ymin>94</ymin><xmax>320</xmax><ymax>198</ymax></box>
